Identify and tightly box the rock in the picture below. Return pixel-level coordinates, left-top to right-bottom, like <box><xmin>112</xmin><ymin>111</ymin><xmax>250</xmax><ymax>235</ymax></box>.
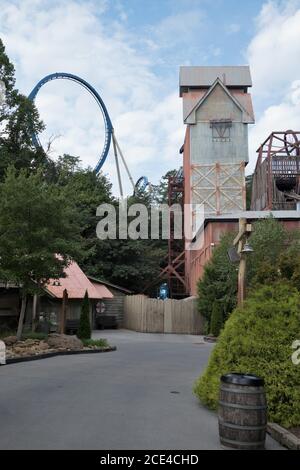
<box><xmin>3</xmin><ymin>336</ymin><xmax>17</xmax><ymax>346</ymax></box>
<box><xmin>46</xmin><ymin>334</ymin><xmax>83</xmax><ymax>350</ymax></box>
<box><xmin>23</xmin><ymin>339</ymin><xmax>39</xmax><ymax>347</ymax></box>
<box><xmin>39</xmin><ymin>341</ymin><xmax>49</xmax><ymax>351</ymax></box>
<box><xmin>13</xmin><ymin>346</ymin><xmax>24</xmax><ymax>354</ymax></box>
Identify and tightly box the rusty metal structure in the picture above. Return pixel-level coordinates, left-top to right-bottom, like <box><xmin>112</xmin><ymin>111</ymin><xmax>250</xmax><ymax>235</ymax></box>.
<box><xmin>163</xmin><ymin>168</ymin><xmax>187</xmax><ymax>298</ymax></box>
<box><xmin>142</xmin><ymin>168</ymin><xmax>188</xmax><ymax>299</ymax></box>
<box><xmin>251</xmin><ymin>130</ymin><xmax>300</xmax><ymax>211</ymax></box>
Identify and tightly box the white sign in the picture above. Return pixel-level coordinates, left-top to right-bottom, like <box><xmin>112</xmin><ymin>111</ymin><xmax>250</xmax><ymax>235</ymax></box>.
<box><xmin>0</xmin><ymin>80</ymin><xmax>5</xmax><ymax>105</ymax></box>
<box><xmin>0</xmin><ymin>340</ymin><xmax>6</xmax><ymax>365</ymax></box>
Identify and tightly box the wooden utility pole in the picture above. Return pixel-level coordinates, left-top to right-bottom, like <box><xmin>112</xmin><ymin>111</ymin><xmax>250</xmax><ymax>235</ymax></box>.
<box><xmin>59</xmin><ymin>289</ymin><xmax>68</xmax><ymax>334</ymax></box>
<box><xmin>233</xmin><ymin>218</ymin><xmax>252</xmax><ymax>306</ymax></box>
<box><xmin>31</xmin><ymin>293</ymin><xmax>38</xmax><ymax>332</ymax></box>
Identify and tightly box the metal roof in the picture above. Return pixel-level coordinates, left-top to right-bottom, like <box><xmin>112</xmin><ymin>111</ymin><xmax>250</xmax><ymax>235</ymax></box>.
<box><xmin>179</xmin><ymin>66</ymin><xmax>252</xmax><ymax>96</ymax></box>
<box><xmin>193</xmin><ymin>210</ymin><xmax>300</xmax><ymax>242</ymax></box>
<box><xmin>203</xmin><ymin>210</ymin><xmax>300</xmax><ymax>222</ymax></box>
<box><xmin>45</xmin><ymin>261</ymin><xmax>113</xmax><ymax>299</ymax></box>
<box><xmin>87</xmin><ymin>275</ymin><xmax>133</xmax><ymax>294</ymax></box>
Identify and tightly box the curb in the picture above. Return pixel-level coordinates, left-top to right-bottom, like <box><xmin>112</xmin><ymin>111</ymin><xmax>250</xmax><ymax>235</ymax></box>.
<box><xmin>267</xmin><ymin>422</ymin><xmax>300</xmax><ymax>450</ymax></box>
<box><xmin>203</xmin><ymin>336</ymin><xmax>218</xmax><ymax>343</ymax></box>
<box><xmin>2</xmin><ymin>346</ymin><xmax>117</xmax><ymax>365</ymax></box>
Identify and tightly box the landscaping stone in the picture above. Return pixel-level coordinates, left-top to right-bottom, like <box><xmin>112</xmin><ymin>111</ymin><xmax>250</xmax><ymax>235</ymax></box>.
<box><xmin>46</xmin><ymin>334</ymin><xmax>83</xmax><ymax>350</ymax></box>
<box><xmin>267</xmin><ymin>423</ymin><xmax>300</xmax><ymax>450</ymax></box>
<box><xmin>39</xmin><ymin>341</ymin><xmax>50</xmax><ymax>351</ymax></box>
<box><xmin>3</xmin><ymin>336</ymin><xmax>17</xmax><ymax>346</ymax></box>
<box><xmin>2</xmin><ymin>334</ymin><xmax>113</xmax><ymax>363</ymax></box>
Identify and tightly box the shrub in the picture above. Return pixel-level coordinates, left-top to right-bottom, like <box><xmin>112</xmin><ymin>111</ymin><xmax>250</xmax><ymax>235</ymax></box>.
<box><xmin>210</xmin><ymin>301</ymin><xmax>223</xmax><ymax>337</ymax></box>
<box><xmin>77</xmin><ymin>291</ymin><xmax>91</xmax><ymax>339</ymax></box>
<box><xmin>197</xmin><ymin>233</ymin><xmax>237</xmax><ymax>330</ymax></box>
<box><xmin>196</xmin><ymin>218</ymin><xmax>300</xmax><ymax>329</ymax></box>
<box><xmin>22</xmin><ymin>332</ymin><xmax>48</xmax><ymax>341</ymax></box>
<box><xmin>82</xmin><ymin>338</ymin><xmax>108</xmax><ymax>348</ymax></box>
<box><xmin>194</xmin><ymin>283</ymin><xmax>300</xmax><ymax>428</ymax></box>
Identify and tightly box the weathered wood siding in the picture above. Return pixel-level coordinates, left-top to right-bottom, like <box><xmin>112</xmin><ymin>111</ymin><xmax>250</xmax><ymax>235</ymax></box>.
<box><xmin>124</xmin><ymin>295</ymin><xmax>204</xmax><ymax>334</ymax></box>
<box><xmin>103</xmin><ymin>287</ymin><xmax>126</xmax><ymax>325</ymax></box>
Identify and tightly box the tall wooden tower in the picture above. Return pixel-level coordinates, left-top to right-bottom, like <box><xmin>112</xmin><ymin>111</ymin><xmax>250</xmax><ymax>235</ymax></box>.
<box><xmin>180</xmin><ymin>66</ymin><xmax>255</xmax><ymax>293</ymax></box>
<box><xmin>180</xmin><ymin>66</ymin><xmax>254</xmax><ymax>220</ymax></box>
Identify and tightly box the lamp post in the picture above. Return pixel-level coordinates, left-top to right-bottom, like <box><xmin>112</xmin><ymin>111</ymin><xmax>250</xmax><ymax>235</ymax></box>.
<box><xmin>232</xmin><ymin>218</ymin><xmax>253</xmax><ymax>306</ymax></box>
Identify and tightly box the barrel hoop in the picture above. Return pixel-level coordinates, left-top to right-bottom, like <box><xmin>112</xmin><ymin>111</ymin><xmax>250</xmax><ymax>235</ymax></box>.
<box><xmin>219</xmin><ymin>401</ymin><xmax>267</xmax><ymax>410</ymax></box>
<box><xmin>219</xmin><ymin>418</ymin><xmax>266</xmax><ymax>431</ymax></box>
<box><xmin>220</xmin><ymin>386</ymin><xmax>265</xmax><ymax>395</ymax></box>
<box><xmin>220</xmin><ymin>436</ymin><xmax>265</xmax><ymax>448</ymax></box>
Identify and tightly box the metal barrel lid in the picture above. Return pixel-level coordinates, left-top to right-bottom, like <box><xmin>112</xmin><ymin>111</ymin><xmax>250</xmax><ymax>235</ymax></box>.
<box><xmin>221</xmin><ymin>373</ymin><xmax>264</xmax><ymax>387</ymax></box>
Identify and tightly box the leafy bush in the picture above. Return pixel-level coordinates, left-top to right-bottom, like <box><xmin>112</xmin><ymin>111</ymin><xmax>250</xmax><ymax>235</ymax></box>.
<box><xmin>197</xmin><ymin>218</ymin><xmax>300</xmax><ymax>329</ymax></box>
<box><xmin>22</xmin><ymin>332</ymin><xmax>48</xmax><ymax>341</ymax></box>
<box><xmin>82</xmin><ymin>338</ymin><xmax>108</xmax><ymax>348</ymax></box>
<box><xmin>210</xmin><ymin>301</ymin><xmax>223</xmax><ymax>337</ymax></box>
<box><xmin>197</xmin><ymin>233</ymin><xmax>237</xmax><ymax>331</ymax></box>
<box><xmin>77</xmin><ymin>291</ymin><xmax>91</xmax><ymax>339</ymax></box>
<box><xmin>194</xmin><ymin>283</ymin><xmax>300</xmax><ymax>428</ymax></box>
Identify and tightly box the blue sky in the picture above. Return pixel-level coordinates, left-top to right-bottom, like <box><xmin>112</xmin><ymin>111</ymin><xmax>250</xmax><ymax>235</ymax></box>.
<box><xmin>0</xmin><ymin>0</ymin><xmax>300</xmax><ymax>194</ymax></box>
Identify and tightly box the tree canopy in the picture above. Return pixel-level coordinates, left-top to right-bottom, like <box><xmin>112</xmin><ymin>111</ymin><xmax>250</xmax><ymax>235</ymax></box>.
<box><xmin>197</xmin><ymin>217</ymin><xmax>300</xmax><ymax>334</ymax></box>
<box><xmin>0</xmin><ymin>38</ymin><xmax>48</xmax><ymax>179</ymax></box>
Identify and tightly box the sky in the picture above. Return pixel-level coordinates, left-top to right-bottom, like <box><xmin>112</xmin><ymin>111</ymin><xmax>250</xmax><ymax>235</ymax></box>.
<box><xmin>0</xmin><ymin>0</ymin><xmax>300</xmax><ymax>195</ymax></box>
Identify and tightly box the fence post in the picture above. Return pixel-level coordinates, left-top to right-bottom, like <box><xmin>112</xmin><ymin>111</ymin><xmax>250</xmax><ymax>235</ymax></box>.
<box><xmin>164</xmin><ymin>299</ymin><xmax>172</xmax><ymax>333</ymax></box>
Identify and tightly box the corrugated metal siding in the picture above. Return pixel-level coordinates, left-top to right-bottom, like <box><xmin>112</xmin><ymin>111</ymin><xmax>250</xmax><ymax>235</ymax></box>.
<box><xmin>191</xmin><ymin>123</ymin><xmax>249</xmax><ymax>164</ymax></box>
<box><xmin>179</xmin><ymin>66</ymin><xmax>252</xmax><ymax>95</ymax></box>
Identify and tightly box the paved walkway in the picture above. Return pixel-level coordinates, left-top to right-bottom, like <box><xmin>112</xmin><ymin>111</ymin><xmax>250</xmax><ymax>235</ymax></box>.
<box><xmin>0</xmin><ymin>329</ymin><xmax>283</xmax><ymax>449</ymax></box>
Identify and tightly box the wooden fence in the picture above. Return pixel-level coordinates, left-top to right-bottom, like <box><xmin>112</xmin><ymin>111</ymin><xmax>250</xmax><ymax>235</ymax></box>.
<box><xmin>124</xmin><ymin>295</ymin><xmax>204</xmax><ymax>334</ymax></box>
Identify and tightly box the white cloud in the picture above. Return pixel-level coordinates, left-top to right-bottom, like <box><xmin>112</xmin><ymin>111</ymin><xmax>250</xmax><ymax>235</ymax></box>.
<box><xmin>248</xmin><ymin>80</ymin><xmax>300</xmax><ymax>173</ymax></box>
<box><xmin>248</xmin><ymin>0</ymin><xmax>300</xmax><ymax>99</ymax></box>
<box><xmin>150</xmin><ymin>9</ymin><xmax>205</xmax><ymax>48</ymax></box>
<box><xmin>226</xmin><ymin>23</ymin><xmax>241</xmax><ymax>34</ymax></box>
<box><xmin>247</xmin><ymin>0</ymin><xmax>300</xmax><ymax>173</ymax></box>
<box><xmin>0</xmin><ymin>0</ymin><xmax>184</xmax><ymax>195</ymax></box>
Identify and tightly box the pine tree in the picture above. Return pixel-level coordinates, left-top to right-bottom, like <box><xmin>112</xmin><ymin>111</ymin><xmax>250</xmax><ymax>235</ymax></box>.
<box><xmin>210</xmin><ymin>301</ymin><xmax>224</xmax><ymax>337</ymax></box>
<box><xmin>78</xmin><ymin>291</ymin><xmax>91</xmax><ymax>339</ymax></box>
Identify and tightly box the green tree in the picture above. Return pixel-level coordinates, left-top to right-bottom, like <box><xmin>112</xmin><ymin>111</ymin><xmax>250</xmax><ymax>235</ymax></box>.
<box><xmin>0</xmin><ymin>38</ymin><xmax>47</xmax><ymax>179</ymax></box>
<box><xmin>0</xmin><ymin>167</ymin><xmax>83</xmax><ymax>339</ymax></box>
<box><xmin>77</xmin><ymin>291</ymin><xmax>91</xmax><ymax>339</ymax></box>
<box><xmin>245</xmin><ymin>174</ymin><xmax>253</xmax><ymax>210</ymax></box>
<box><xmin>83</xmin><ymin>173</ymin><xmax>169</xmax><ymax>293</ymax></box>
<box><xmin>196</xmin><ymin>217</ymin><xmax>298</xmax><ymax>328</ymax></box>
<box><xmin>150</xmin><ymin>168</ymin><xmax>179</xmax><ymax>204</ymax></box>
<box><xmin>197</xmin><ymin>233</ymin><xmax>237</xmax><ymax>331</ymax></box>
<box><xmin>246</xmin><ymin>216</ymin><xmax>286</xmax><ymax>283</ymax></box>
<box><xmin>210</xmin><ymin>301</ymin><xmax>224</xmax><ymax>337</ymax></box>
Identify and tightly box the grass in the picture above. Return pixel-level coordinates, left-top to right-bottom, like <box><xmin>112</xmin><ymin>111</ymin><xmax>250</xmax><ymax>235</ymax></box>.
<box><xmin>81</xmin><ymin>338</ymin><xmax>109</xmax><ymax>348</ymax></box>
<box><xmin>22</xmin><ymin>332</ymin><xmax>48</xmax><ymax>341</ymax></box>
<box><xmin>0</xmin><ymin>330</ymin><xmax>48</xmax><ymax>341</ymax></box>
<box><xmin>0</xmin><ymin>330</ymin><xmax>15</xmax><ymax>339</ymax></box>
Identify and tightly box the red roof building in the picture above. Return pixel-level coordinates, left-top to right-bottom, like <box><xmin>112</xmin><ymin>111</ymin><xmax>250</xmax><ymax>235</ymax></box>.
<box><xmin>45</xmin><ymin>261</ymin><xmax>113</xmax><ymax>300</ymax></box>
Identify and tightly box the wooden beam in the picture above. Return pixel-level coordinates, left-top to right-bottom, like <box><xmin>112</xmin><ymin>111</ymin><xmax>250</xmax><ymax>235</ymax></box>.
<box><xmin>59</xmin><ymin>289</ymin><xmax>68</xmax><ymax>334</ymax></box>
<box><xmin>233</xmin><ymin>218</ymin><xmax>247</xmax><ymax>246</ymax></box>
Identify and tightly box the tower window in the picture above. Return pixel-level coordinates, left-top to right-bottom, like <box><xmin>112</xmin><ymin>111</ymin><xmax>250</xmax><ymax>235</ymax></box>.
<box><xmin>210</xmin><ymin>119</ymin><xmax>232</xmax><ymax>142</ymax></box>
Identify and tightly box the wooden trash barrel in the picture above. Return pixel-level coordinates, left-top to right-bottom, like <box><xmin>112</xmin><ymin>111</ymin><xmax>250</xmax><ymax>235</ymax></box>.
<box><xmin>218</xmin><ymin>373</ymin><xmax>267</xmax><ymax>450</ymax></box>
